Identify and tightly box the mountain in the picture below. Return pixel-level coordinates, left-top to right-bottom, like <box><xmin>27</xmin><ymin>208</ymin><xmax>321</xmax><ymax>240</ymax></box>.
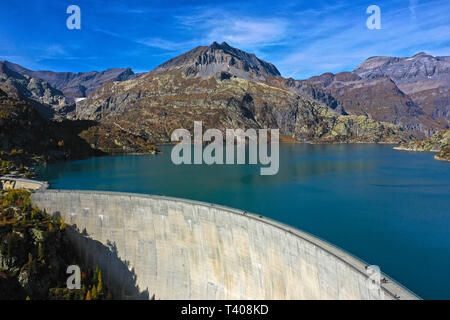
<box><xmin>0</xmin><ymin>88</ymin><xmax>159</xmax><ymax>177</ymax></box>
<box><xmin>154</xmin><ymin>41</ymin><xmax>281</xmax><ymax>80</ymax></box>
<box><xmin>354</xmin><ymin>52</ymin><xmax>450</xmax><ymax>82</ymax></box>
<box><xmin>0</xmin><ymin>88</ymin><xmax>100</xmax><ymax>172</ymax></box>
<box><xmin>294</xmin><ymin>72</ymin><xmax>437</xmax><ymax>135</ymax></box>
<box><xmin>1</xmin><ymin>61</ymin><xmax>139</xmax><ymax>98</ymax></box>
<box><xmin>272</xmin><ymin>52</ymin><xmax>450</xmax><ymax>137</ymax></box>
<box><xmin>7</xmin><ymin>43</ymin><xmax>449</xmax><ymax>149</ymax></box>
<box><xmin>354</xmin><ymin>52</ymin><xmax>450</xmax><ymax>132</ymax></box>
<box><xmin>74</xmin><ymin>42</ymin><xmax>408</xmax><ymax>144</ymax></box>
<box><xmin>0</xmin><ymin>61</ymin><xmax>72</xmax><ymax>119</ymax></box>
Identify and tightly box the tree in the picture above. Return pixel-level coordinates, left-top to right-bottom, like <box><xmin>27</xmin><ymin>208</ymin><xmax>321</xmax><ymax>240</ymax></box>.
<box><xmin>85</xmin><ymin>290</ymin><xmax>91</xmax><ymax>300</ymax></box>
<box><xmin>93</xmin><ymin>265</ymin><xmax>99</xmax><ymax>283</ymax></box>
<box><xmin>38</xmin><ymin>243</ymin><xmax>44</xmax><ymax>263</ymax></box>
<box><xmin>91</xmin><ymin>285</ymin><xmax>98</xmax><ymax>300</ymax></box>
<box><xmin>31</xmin><ymin>207</ymin><xmax>39</xmax><ymax>220</ymax></box>
<box><xmin>97</xmin><ymin>270</ymin><xmax>103</xmax><ymax>296</ymax></box>
<box><xmin>59</xmin><ymin>216</ymin><xmax>66</xmax><ymax>231</ymax></box>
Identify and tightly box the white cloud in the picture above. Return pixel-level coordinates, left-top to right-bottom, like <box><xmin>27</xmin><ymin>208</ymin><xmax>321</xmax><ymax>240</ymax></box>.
<box><xmin>138</xmin><ymin>38</ymin><xmax>199</xmax><ymax>51</ymax></box>
<box><xmin>409</xmin><ymin>0</ymin><xmax>419</xmax><ymax>20</ymax></box>
<box><xmin>206</xmin><ymin>19</ymin><xmax>288</xmax><ymax>46</ymax></box>
<box><xmin>175</xmin><ymin>9</ymin><xmax>289</xmax><ymax>48</ymax></box>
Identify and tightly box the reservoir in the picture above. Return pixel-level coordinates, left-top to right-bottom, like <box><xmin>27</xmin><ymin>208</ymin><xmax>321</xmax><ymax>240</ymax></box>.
<box><xmin>36</xmin><ymin>144</ymin><xmax>450</xmax><ymax>299</ymax></box>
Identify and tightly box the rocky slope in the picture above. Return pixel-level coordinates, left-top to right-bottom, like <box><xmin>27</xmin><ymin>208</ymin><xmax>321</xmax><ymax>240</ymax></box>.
<box><xmin>0</xmin><ymin>89</ymin><xmax>159</xmax><ymax>177</ymax></box>
<box><xmin>0</xmin><ymin>190</ymin><xmax>113</xmax><ymax>300</ymax></box>
<box><xmin>265</xmin><ymin>52</ymin><xmax>449</xmax><ymax>138</ymax></box>
<box><xmin>1</xmin><ymin>60</ymin><xmax>139</xmax><ymax>98</ymax></box>
<box><xmin>0</xmin><ymin>61</ymin><xmax>73</xmax><ymax>119</ymax></box>
<box><xmin>288</xmin><ymin>72</ymin><xmax>437</xmax><ymax>135</ymax></box>
<box><xmin>394</xmin><ymin>129</ymin><xmax>450</xmax><ymax>161</ymax></box>
<box><xmin>0</xmin><ymin>88</ymin><xmax>101</xmax><ymax>174</ymax></box>
<box><xmin>354</xmin><ymin>52</ymin><xmax>450</xmax><ymax>132</ymax></box>
<box><xmin>75</xmin><ymin>43</ymin><xmax>409</xmax><ymax>144</ymax></box>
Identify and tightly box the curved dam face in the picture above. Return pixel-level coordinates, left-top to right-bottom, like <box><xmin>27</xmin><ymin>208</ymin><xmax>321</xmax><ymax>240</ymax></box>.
<box><xmin>30</xmin><ymin>190</ymin><xmax>418</xmax><ymax>300</ymax></box>
<box><xmin>1</xmin><ymin>177</ymin><xmax>48</xmax><ymax>191</ymax></box>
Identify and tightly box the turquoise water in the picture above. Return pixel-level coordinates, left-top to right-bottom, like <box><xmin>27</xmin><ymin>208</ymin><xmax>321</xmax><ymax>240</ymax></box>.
<box><xmin>36</xmin><ymin>144</ymin><xmax>450</xmax><ymax>299</ymax></box>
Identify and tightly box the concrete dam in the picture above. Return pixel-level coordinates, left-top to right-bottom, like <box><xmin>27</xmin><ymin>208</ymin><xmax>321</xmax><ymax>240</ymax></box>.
<box><xmin>30</xmin><ymin>189</ymin><xmax>418</xmax><ymax>300</ymax></box>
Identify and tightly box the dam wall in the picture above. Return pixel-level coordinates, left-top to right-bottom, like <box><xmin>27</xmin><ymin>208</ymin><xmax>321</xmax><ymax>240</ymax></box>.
<box><xmin>30</xmin><ymin>190</ymin><xmax>418</xmax><ymax>300</ymax></box>
<box><xmin>1</xmin><ymin>177</ymin><xmax>48</xmax><ymax>191</ymax></box>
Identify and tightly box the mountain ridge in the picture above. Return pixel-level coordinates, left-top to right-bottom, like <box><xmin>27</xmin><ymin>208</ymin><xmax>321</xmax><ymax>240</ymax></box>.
<box><xmin>73</xmin><ymin>43</ymin><xmax>409</xmax><ymax>144</ymax></box>
<box><xmin>3</xmin><ymin>43</ymin><xmax>448</xmax><ymax>146</ymax></box>
<box><xmin>1</xmin><ymin>60</ymin><xmax>139</xmax><ymax>98</ymax></box>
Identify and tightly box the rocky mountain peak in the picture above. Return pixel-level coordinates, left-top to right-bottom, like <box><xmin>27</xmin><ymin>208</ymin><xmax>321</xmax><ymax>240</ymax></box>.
<box><xmin>354</xmin><ymin>52</ymin><xmax>450</xmax><ymax>83</ymax></box>
<box><xmin>154</xmin><ymin>41</ymin><xmax>281</xmax><ymax>80</ymax></box>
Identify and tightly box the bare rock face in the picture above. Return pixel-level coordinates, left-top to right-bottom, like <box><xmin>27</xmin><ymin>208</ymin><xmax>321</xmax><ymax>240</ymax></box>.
<box><xmin>354</xmin><ymin>52</ymin><xmax>450</xmax><ymax>83</ymax></box>
<box><xmin>300</xmin><ymin>72</ymin><xmax>438</xmax><ymax>135</ymax></box>
<box><xmin>354</xmin><ymin>53</ymin><xmax>450</xmax><ymax>131</ymax></box>
<box><xmin>0</xmin><ymin>61</ymin><xmax>71</xmax><ymax>119</ymax></box>
<box><xmin>153</xmin><ymin>41</ymin><xmax>281</xmax><ymax>81</ymax></box>
<box><xmin>2</xmin><ymin>60</ymin><xmax>138</xmax><ymax>98</ymax></box>
<box><xmin>272</xmin><ymin>52</ymin><xmax>450</xmax><ymax>137</ymax></box>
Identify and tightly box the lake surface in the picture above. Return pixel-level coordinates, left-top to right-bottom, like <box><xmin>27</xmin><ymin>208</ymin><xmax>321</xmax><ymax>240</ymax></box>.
<box><xmin>36</xmin><ymin>144</ymin><xmax>450</xmax><ymax>299</ymax></box>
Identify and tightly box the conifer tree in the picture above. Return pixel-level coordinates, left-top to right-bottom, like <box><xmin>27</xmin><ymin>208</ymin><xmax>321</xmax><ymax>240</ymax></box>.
<box><xmin>92</xmin><ymin>285</ymin><xmax>98</xmax><ymax>300</ymax></box>
<box><xmin>97</xmin><ymin>270</ymin><xmax>103</xmax><ymax>296</ymax></box>
<box><xmin>93</xmin><ymin>265</ymin><xmax>99</xmax><ymax>283</ymax></box>
<box><xmin>59</xmin><ymin>216</ymin><xmax>66</xmax><ymax>231</ymax></box>
<box><xmin>38</xmin><ymin>243</ymin><xmax>44</xmax><ymax>263</ymax></box>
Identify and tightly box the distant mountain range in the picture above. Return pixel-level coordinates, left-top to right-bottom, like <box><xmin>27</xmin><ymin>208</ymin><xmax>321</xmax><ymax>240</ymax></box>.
<box><xmin>1</xmin><ymin>60</ymin><xmax>139</xmax><ymax>98</ymax></box>
<box><xmin>1</xmin><ymin>42</ymin><xmax>449</xmax><ymax>157</ymax></box>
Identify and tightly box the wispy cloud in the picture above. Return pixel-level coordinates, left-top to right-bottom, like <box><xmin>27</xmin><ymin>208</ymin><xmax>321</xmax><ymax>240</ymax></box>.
<box><xmin>42</xmin><ymin>45</ymin><xmax>68</xmax><ymax>58</ymax></box>
<box><xmin>138</xmin><ymin>38</ymin><xmax>198</xmax><ymax>51</ymax></box>
<box><xmin>175</xmin><ymin>9</ymin><xmax>289</xmax><ymax>48</ymax></box>
<box><xmin>409</xmin><ymin>0</ymin><xmax>419</xmax><ymax>20</ymax></box>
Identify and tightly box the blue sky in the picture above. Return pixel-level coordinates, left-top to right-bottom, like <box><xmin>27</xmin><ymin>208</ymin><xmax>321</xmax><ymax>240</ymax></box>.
<box><xmin>0</xmin><ymin>0</ymin><xmax>449</xmax><ymax>79</ymax></box>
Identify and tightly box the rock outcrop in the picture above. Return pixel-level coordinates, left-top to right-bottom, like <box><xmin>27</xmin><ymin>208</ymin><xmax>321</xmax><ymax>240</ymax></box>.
<box><xmin>0</xmin><ymin>61</ymin><xmax>73</xmax><ymax>119</ymax></box>
<box><xmin>394</xmin><ymin>129</ymin><xmax>450</xmax><ymax>161</ymax></box>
